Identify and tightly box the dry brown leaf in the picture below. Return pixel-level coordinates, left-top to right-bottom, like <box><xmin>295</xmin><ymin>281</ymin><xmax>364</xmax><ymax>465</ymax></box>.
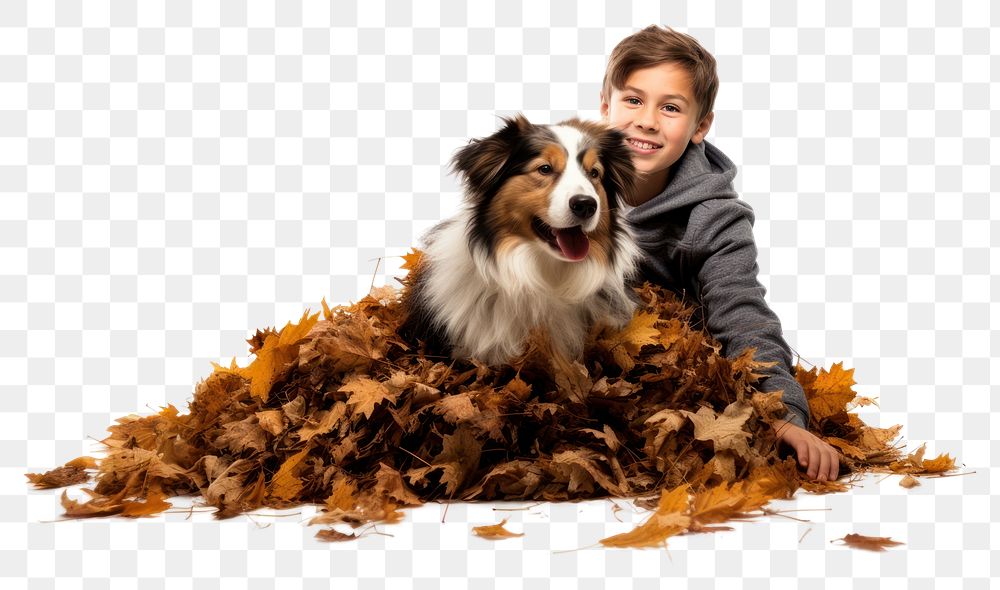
<box><xmin>255</xmin><ymin>410</ymin><xmax>285</xmax><ymax>436</ymax></box>
<box><xmin>681</xmin><ymin>400</ymin><xmax>754</xmax><ymax>460</ymax></box>
<box><xmin>826</xmin><ymin>437</ymin><xmax>868</xmax><ymax>460</ymax></box>
<box><xmin>550</xmin><ymin>448</ymin><xmax>621</xmax><ymax>495</ymax></box>
<box><xmin>118</xmin><ymin>489</ymin><xmax>173</xmax><ymax>517</ymax></box>
<box><xmin>373</xmin><ymin>463</ymin><xmax>423</xmax><ymax>506</ymax></box>
<box><xmin>833</xmin><ymin>533</ymin><xmax>904</xmax><ymax>552</ymax></box>
<box><xmin>215</xmin><ymin>415</ymin><xmax>269</xmax><ymax>453</ymax></box>
<box><xmin>431</xmin><ymin>392</ymin><xmax>477</xmax><ymax>424</ymax></box>
<box><xmin>59</xmin><ymin>488</ymin><xmax>171</xmax><ymax>519</ymax></box>
<box><xmin>472</xmin><ymin>517</ymin><xmax>524</xmax><ymax>540</ymax></box>
<box><xmin>26</xmin><ymin>466</ymin><xmax>90</xmax><ymax>489</ymax></box>
<box><xmin>315</xmin><ymin>528</ymin><xmax>360</xmax><ymax>542</ymax></box>
<box><xmin>429</xmin><ymin>426</ymin><xmax>482</xmax><ymax>496</ymax></box>
<box><xmin>298</xmin><ymin>402</ymin><xmax>347</xmax><ymax>441</ymax></box>
<box><xmin>31</xmin><ymin>271</ymin><xmax>948</xmax><ymax>547</ymax></box>
<box><xmin>339</xmin><ymin>377</ymin><xmax>399</xmax><ymax>420</ymax></box>
<box><xmin>599</xmin><ymin>484</ymin><xmax>691</xmax><ymax>548</ymax></box>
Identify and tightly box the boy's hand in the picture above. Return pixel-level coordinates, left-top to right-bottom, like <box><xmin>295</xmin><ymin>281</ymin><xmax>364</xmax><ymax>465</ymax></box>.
<box><xmin>770</xmin><ymin>419</ymin><xmax>841</xmax><ymax>482</ymax></box>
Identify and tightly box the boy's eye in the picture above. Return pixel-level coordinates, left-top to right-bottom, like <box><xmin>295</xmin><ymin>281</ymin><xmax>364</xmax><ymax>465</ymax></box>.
<box><xmin>538</xmin><ymin>164</ymin><xmax>553</xmax><ymax>175</ymax></box>
<box><xmin>625</xmin><ymin>97</ymin><xmax>641</xmax><ymax>105</ymax></box>
<box><xmin>663</xmin><ymin>105</ymin><xmax>679</xmax><ymax>113</ymax></box>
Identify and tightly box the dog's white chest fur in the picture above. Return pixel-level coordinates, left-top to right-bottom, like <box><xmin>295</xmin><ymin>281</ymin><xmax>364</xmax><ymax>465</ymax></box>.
<box><xmin>418</xmin><ymin>211</ymin><xmax>641</xmax><ymax>365</ymax></box>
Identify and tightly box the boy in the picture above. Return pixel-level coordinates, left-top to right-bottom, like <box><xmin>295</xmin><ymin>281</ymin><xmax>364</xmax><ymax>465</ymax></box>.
<box><xmin>599</xmin><ymin>25</ymin><xmax>840</xmax><ymax>482</ymax></box>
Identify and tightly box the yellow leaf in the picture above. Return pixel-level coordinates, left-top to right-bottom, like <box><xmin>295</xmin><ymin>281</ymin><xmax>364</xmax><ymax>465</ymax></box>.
<box><xmin>603</xmin><ymin>312</ymin><xmax>660</xmax><ymax>371</ymax></box>
<box><xmin>237</xmin><ymin>309</ymin><xmax>320</xmax><ymax>402</ymax></box>
<box><xmin>268</xmin><ymin>444</ymin><xmax>312</xmax><ymax>502</ymax></box>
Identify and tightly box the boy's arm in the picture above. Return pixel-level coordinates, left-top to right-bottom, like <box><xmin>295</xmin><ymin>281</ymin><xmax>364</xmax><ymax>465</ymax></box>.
<box><xmin>684</xmin><ymin>199</ymin><xmax>810</xmax><ymax>430</ymax></box>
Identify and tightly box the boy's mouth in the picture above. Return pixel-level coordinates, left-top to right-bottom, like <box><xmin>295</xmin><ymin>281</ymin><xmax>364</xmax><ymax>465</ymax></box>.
<box><xmin>627</xmin><ymin>137</ymin><xmax>663</xmax><ymax>154</ymax></box>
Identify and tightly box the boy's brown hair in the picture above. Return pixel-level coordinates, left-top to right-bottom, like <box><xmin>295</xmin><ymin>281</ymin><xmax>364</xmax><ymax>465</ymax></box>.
<box><xmin>601</xmin><ymin>25</ymin><xmax>719</xmax><ymax>123</ymax></box>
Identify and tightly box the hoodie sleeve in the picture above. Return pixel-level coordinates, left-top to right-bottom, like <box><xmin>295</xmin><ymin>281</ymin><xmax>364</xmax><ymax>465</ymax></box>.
<box><xmin>682</xmin><ymin>199</ymin><xmax>810</xmax><ymax>430</ymax></box>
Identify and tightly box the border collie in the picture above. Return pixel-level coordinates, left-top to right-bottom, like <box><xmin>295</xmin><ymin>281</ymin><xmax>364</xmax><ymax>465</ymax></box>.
<box><xmin>401</xmin><ymin>114</ymin><xmax>641</xmax><ymax>366</ymax></box>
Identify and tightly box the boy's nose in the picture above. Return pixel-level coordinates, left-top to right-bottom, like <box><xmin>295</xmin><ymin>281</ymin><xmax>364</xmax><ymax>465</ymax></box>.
<box><xmin>635</xmin><ymin>109</ymin><xmax>658</xmax><ymax>131</ymax></box>
<box><xmin>635</xmin><ymin>117</ymin><xmax>658</xmax><ymax>132</ymax></box>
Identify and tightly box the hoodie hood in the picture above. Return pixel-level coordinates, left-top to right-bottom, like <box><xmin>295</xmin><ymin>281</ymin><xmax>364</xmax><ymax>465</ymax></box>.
<box><xmin>625</xmin><ymin>139</ymin><xmax>741</xmax><ymax>224</ymax></box>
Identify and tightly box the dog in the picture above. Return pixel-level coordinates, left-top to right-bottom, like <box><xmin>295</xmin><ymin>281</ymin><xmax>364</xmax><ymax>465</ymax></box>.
<box><xmin>400</xmin><ymin>114</ymin><xmax>641</xmax><ymax>366</ymax></box>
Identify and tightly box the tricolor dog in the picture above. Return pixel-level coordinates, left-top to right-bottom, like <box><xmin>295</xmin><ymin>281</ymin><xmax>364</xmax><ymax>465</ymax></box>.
<box><xmin>401</xmin><ymin>114</ymin><xmax>641</xmax><ymax>365</ymax></box>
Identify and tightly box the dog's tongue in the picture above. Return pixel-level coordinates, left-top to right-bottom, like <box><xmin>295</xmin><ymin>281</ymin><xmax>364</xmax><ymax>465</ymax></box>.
<box><xmin>554</xmin><ymin>226</ymin><xmax>590</xmax><ymax>261</ymax></box>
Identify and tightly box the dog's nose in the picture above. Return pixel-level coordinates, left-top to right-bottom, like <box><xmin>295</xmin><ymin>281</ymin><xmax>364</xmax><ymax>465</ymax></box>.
<box><xmin>569</xmin><ymin>195</ymin><xmax>597</xmax><ymax>220</ymax></box>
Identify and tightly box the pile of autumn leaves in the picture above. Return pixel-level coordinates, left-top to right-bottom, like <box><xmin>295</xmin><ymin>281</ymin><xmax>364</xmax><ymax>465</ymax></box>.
<box><xmin>27</xmin><ymin>252</ymin><xmax>956</xmax><ymax>547</ymax></box>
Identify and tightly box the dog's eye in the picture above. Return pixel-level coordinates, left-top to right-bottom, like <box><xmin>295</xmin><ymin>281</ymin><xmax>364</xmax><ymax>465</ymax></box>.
<box><xmin>589</xmin><ymin>168</ymin><xmax>600</xmax><ymax>179</ymax></box>
<box><xmin>538</xmin><ymin>164</ymin><xmax>553</xmax><ymax>175</ymax></box>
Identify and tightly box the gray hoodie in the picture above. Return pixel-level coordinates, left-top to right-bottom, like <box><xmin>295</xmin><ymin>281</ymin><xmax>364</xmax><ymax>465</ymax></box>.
<box><xmin>622</xmin><ymin>139</ymin><xmax>810</xmax><ymax>430</ymax></box>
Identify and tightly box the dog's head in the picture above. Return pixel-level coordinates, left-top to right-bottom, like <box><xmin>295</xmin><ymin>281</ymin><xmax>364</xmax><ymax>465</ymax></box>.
<box><xmin>451</xmin><ymin>114</ymin><xmax>636</xmax><ymax>264</ymax></box>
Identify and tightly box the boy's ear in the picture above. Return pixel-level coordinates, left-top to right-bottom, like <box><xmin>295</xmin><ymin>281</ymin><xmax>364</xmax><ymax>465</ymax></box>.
<box><xmin>691</xmin><ymin>111</ymin><xmax>715</xmax><ymax>145</ymax></box>
<box><xmin>599</xmin><ymin>93</ymin><xmax>609</xmax><ymax>119</ymax></box>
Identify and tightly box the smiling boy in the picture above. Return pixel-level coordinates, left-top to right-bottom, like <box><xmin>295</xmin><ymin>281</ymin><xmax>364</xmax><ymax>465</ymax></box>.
<box><xmin>600</xmin><ymin>25</ymin><xmax>841</xmax><ymax>482</ymax></box>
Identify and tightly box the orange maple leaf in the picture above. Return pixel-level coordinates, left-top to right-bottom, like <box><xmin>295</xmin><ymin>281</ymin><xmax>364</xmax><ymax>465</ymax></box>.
<box><xmin>213</xmin><ymin>309</ymin><xmax>320</xmax><ymax>402</ymax></box>
<box><xmin>400</xmin><ymin>249</ymin><xmax>423</xmax><ymax>271</ymax></box>
<box><xmin>920</xmin><ymin>452</ymin><xmax>957</xmax><ymax>473</ymax></box>
<box><xmin>805</xmin><ymin>362</ymin><xmax>857</xmax><ymax>423</ymax></box>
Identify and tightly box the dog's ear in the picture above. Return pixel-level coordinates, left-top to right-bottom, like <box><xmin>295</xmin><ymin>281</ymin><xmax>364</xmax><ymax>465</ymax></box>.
<box><xmin>597</xmin><ymin>127</ymin><xmax>637</xmax><ymax>209</ymax></box>
<box><xmin>450</xmin><ymin>114</ymin><xmax>531</xmax><ymax>200</ymax></box>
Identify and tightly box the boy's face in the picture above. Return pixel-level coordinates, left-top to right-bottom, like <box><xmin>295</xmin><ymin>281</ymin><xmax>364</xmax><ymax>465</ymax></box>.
<box><xmin>600</xmin><ymin>62</ymin><xmax>714</xmax><ymax>182</ymax></box>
